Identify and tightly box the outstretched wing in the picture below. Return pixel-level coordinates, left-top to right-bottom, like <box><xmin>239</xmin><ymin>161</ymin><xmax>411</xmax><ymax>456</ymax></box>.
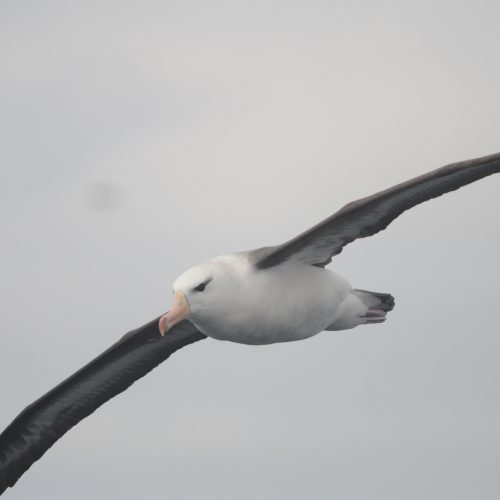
<box><xmin>0</xmin><ymin>318</ymin><xmax>206</xmax><ymax>495</ymax></box>
<box><xmin>252</xmin><ymin>152</ymin><xmax>500</xmax><ymax>269</ymax></box>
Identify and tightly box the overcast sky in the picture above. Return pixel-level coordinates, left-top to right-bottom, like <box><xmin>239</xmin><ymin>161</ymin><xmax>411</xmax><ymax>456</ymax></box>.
<box><xmin>1</xmin><ymin>1</ymin><xmax>499</xmax><ymax>499</ymax></box>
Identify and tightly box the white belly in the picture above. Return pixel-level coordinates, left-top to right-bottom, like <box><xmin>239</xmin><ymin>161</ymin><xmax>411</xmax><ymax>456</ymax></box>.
<box><xmin>191</xmin><ymin>263</ymin><xmax>353</xmax><ymax>345</ymax></box>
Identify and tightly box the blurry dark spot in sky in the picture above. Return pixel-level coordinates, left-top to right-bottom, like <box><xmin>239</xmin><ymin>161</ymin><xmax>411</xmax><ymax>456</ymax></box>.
<box><xmin>85</xmin><ymin>181</ymin><xmax>122</xmax><ymax>212</ymax></box>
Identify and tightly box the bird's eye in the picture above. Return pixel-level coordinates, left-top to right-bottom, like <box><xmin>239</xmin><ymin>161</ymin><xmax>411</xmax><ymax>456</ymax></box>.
<box><xmin>193</xmin><ymin>278</ymin><xmax>212</xmax><ymax>292</ymax></box>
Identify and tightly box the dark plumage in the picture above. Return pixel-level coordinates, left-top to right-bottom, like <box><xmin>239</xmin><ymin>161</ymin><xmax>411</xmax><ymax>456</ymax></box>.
<box><xmin>1</xmin><ymin>152</ymin><xmax>499</xmax><ymax>495</ymax></box>
<box><xmin>253</xmin><ymin>152</ymin><xmax>500</xmax><ymax>269</ymax></box>
<box><xmin>0</xmin><ymin>319</ymin><xmax>205</xmax><ymax>495</ymax></box>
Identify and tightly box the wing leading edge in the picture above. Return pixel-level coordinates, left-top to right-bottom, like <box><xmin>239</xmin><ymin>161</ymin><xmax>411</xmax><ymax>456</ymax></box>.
<box><xmin>253</xmin><ymin>152</ymin><xmax>500</xmax><ymax>269</ymax></box>
<box><xmin>0</xmin><ymin>318</ymin><xmax>206</xmax><ymax>495</ymax></box>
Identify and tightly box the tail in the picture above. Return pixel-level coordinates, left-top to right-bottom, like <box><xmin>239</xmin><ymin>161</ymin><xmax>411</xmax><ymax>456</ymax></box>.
<box><xmin>353</xmin><ymin>289</ymin><xmax>395</xmax><ymax>324</ymax></box>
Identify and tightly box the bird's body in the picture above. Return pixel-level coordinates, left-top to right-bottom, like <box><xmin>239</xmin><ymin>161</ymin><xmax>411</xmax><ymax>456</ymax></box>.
<box><xmin>174</xmin><ymin>253</ymin><xmax>350</xmax><ymax>344</ymax></box>
<box><xmin>172</xmin><ymin>252</ymin><xmax>390</xmax><ymax>344</ymax></box>
<box><xmin>1</xmin><ymin>151</ymin><xmax>500</xmax><ymax>495</ymax></box>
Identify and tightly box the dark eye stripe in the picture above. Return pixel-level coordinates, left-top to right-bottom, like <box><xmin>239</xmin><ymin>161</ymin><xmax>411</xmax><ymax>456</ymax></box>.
<box><xmin>193</xmin><ymin>278</ymin><xmax>212</xmax><ymax>292</ymax></box>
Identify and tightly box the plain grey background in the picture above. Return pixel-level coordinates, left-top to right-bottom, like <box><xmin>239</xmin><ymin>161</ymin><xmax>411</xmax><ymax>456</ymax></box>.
<box><xmin>1</xmin><ymin>1</ymin><xmax>499</xmax><ymax>499</ymax></box>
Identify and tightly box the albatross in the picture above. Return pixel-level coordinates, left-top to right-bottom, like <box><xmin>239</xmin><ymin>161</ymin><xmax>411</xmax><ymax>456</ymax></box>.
<box><xmin>1</xmin><ymin>152</ymin><xmax>499</xmax><ymax>494</ymax></box>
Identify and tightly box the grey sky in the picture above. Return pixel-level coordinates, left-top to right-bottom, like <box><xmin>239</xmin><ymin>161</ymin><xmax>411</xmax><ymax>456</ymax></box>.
<box><xmin>1</xmin><ymin>1</ymin><xmax>499</xmax><ymax>499</ymax></box>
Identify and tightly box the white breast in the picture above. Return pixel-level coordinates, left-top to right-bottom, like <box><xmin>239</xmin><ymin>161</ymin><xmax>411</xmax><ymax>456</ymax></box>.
<box><xmin>190</xmin><ymin>254</ymin><xmax>353</xmax><ymax>345</ymax></box>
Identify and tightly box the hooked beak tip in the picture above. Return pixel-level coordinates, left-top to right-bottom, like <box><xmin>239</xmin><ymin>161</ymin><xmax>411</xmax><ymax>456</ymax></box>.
<box><xmin>158</xmin><ymin>291</ymin><xmax>190</xmax><ymax>336</ymax></box>
<box><xmin>158</xmin><ymin>312</ymin><xmax>170</xmax><ymax>337</ymax></box>
<box><xmin>158</xmin><ymin>314</ymin><xmax>170</xmax><ymax>336</ymax></box>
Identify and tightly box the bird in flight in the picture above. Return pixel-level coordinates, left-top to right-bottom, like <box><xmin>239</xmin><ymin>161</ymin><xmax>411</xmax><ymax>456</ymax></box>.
<box><xmin>0</xmin><ymin>152</ymin><xmax>499</xmax><ymax>495</ymax></box>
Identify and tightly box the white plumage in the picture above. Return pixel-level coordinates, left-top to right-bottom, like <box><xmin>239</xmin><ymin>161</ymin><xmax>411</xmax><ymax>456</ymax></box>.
<box><xmin>2</xmin><ymin>152</ymin><xmax>499</xmax><ymax>495</ymax></box>
<box><xmin>172</xmin><ymin>253</ymin><xmax>372</xmax><ymax>345</ymax></box>
<box><xmin>159</xmin><ymin>152</ymin><xmax>500</xmax><ymax>344</ymax></box>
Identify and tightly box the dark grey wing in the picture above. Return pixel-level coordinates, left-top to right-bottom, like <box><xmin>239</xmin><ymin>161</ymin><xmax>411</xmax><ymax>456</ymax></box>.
<box><xmin>0</xmin><ymin>318</ymin><xmax>206</xmax><ymax>495</ymax></box>
<box><xmin>252</xmin><ymin>152</ymin><xmax>500</xmax><ymax>269</ymax></box>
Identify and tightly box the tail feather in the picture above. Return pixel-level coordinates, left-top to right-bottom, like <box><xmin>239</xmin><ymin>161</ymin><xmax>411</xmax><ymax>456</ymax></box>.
<box><xmin>325</xmin><ymin>289</ymin><xmax>395</xmax><ymax>331</ymax></box>
<box><xmin>353</xmin><ymin>289</ymin><xmax>395</xmax><ymax>325</ymax></box>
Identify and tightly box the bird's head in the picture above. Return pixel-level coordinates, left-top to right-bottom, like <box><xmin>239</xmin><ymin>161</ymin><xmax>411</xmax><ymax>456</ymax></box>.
<box><xmin>159</xmin><ymin>264</ymin><xmax>214</xmax><ymax>335</ymax></box>
<box><xmin>159</xmin><ymin>256</ymin><xmax>243</xmax><ymax>335</ymax></box>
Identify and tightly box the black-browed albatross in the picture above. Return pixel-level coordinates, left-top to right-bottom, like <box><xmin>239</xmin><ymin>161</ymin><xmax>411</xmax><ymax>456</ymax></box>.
<box><xmin>1</xmin><ymin>152</ymin><xmax>499</xmax><ymax>494</ymax></box>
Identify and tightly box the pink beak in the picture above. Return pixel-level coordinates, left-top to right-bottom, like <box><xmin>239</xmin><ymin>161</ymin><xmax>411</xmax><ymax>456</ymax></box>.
<box><xmin>159</xmin><ymin>291</ymin><xmax>190</xmax><ymax>336</ymax></box>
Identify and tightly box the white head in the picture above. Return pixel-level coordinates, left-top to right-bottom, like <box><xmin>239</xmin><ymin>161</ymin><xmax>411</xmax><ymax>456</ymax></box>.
<box><xmin>158</xmin><ymin>256</ymin><xmax>243</xmax><ymax>335</ymax></box>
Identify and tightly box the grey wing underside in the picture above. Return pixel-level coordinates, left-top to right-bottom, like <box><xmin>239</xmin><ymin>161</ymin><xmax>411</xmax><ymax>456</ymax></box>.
<box><xmin>0</xmin><ymin>319</ymin><xmax>206</xmax><ymax>495</ymax></box>
<box><xmin>251</xmin><ymin>152</ymin><xmax>500</xmax><ymax>269</ymax></box>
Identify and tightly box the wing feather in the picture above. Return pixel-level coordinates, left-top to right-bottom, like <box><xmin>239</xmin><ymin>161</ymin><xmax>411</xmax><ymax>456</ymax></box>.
<box><xmin>0</xmin><ymin>318</ymin><xmax>206</xmax><ymax>495</ymax></box>
<box><xmin>252</xmin><ymin>152</ymin><xmax>500</xmax><ymax>269</ymax></box>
